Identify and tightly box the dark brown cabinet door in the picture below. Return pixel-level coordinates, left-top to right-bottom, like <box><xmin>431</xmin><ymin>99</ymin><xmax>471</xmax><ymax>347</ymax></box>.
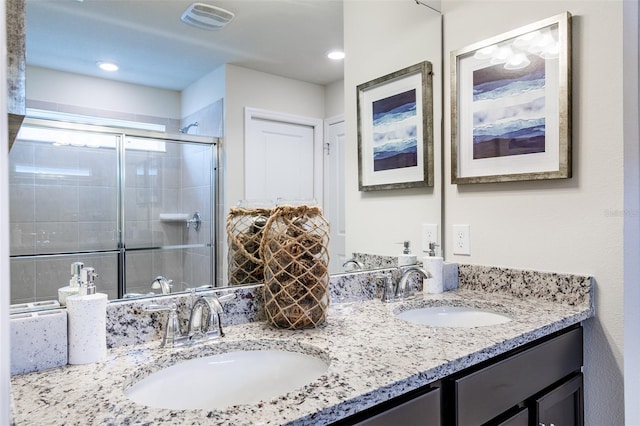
<box><xmin>536</xmin><ymin>373</ymin><xmax>584</xmax><ymax>426</ymax></box>
<box><xmin>453</xmin><ymin>328</ymin><xmax>582</xmax><ymax>425</ymax></box>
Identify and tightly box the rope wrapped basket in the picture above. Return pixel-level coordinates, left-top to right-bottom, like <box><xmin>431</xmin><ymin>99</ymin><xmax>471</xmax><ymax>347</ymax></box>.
<box><xmin>260</xmin><ymin>205</ymin><xmax>330</xmax><ymax>329</ymax></box>
<box><xmin>226</xmin><ymin>207</ymin><xmax>272</xmax><ymax>285</ymax></box>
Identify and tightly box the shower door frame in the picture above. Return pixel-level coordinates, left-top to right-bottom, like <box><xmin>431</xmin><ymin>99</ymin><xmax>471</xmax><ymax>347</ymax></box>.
<box><xmin>12</xmin><ymin>118</ymin><xmax>219</xmax><ymax>300</ymax></box>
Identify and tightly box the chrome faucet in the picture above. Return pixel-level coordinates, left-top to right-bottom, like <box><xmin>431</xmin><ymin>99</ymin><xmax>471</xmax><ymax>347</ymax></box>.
<box><xmin>187</xmin><ymin>291</ymin><xmax>236</xmax><ymax>342</ymax></box>
<box><xmin>342</xmin><ymin>258</ymin><xmax>365</xmax><ymax>271</ymax></box>
<box><xmin>396</xmin><ymin>266</ymin><xmax>431</xmax><ymax>299</ymax></box>
<box><xmin>151</xmin><ymin>276</ymin><xmax>173</xmax><ymax>294</ymax></box>
<box><xmin>144</xmin><ymin>290</ymin><xmax>236</xmax><ymax>348</ymax></box>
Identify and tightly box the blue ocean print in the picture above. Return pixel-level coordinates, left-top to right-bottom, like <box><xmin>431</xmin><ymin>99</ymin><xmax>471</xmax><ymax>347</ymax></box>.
<box><xmin>472</xmin><ymin>55</ymin><xmax>546</xmax><ymax>159</ymax></box>
<box><xmin>372</xmin><ymin>89</ymin><xmax>418</xmax><ymax>171</ymax></box>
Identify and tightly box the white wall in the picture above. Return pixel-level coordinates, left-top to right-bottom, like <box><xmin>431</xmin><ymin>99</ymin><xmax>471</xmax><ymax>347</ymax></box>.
<box><xmin>442</xmin><ymin>1</ymin><xmax>625</xmax><ymax>423</ymax></box>
<box><xmin>180</xmin><ymin>65</ymin><xmax>225</xmax><ymax>118</ymax></box>
<box><xmin>344</xmin><ymin>1</ymin><xmax>443</xmax><ymax>257</ymax></box>
<box><xmin>182</xmin><ymin>64</ymin><xmax>327</xmax><ymax>284</ymax></box>
<box><xmin>223</xmin><ymin>64</ymin><xmax>326</xmax><ymax>210</ymax></box>
<box><xmin>26</xmin><ymin>66</ymin><xmax>181</xmax><ymax>119</ymax></box>
<box><xmin>325</xmin><ymin>79</ymin><xmax>345</xmax><ymax>119</ymax></box>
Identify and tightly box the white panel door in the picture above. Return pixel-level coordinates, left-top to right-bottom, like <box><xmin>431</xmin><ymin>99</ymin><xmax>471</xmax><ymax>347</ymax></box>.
<box><xmin>245</xmin><ymin>110</ymin><xmax>322</xmax><ymax>203</ymax></box>
<box><xmin>324</xmin><ymin>117</ymin><xmax>346</xmax><ymax>273</ymax></box>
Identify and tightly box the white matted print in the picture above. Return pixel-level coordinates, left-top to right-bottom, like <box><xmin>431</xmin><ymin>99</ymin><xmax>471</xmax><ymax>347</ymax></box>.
<box><xmin>451</xmin><ymin>12</ymin><xmax>572</xmax><ymax>184</ymax></box>
<box><xmin>357</xmin><ymin>61</ymin><xmax>433</xmax><ymax>191</ymax></box>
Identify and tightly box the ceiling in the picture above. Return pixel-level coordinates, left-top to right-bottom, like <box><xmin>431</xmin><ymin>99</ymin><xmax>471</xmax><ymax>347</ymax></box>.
<box><xmin>25</xmin><ymin>0</ymin><xmax>344</xmax><ymax>91</ymax></box>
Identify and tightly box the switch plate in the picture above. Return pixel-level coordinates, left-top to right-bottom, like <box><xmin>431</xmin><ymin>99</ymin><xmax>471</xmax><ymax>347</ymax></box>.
<box><xmin>421</xmin><ymin>223</ymin><xmax>438</xmax><ymax>254</ymax></box>
<box><xmin>452</xmin><ymin>224</ymin><xmax>470</xmax><ymax>255</ymax></box>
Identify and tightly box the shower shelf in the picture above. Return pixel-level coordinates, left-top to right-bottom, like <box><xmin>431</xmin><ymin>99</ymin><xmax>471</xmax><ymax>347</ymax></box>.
<box><xmin>159</xmin><ymin>213</ymin><xmax>190</xmax><ymax>222</ymax></box>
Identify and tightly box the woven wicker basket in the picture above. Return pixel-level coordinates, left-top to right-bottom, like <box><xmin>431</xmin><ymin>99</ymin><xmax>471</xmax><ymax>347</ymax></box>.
<box><xmin>226</xmin><ymin>207</ymin><xmax>272</xmax><ymax>285</ymax></box>
<box><xmin>261</xmin><ymin>205</ymin><xmax>330</xmax><ymax>329</ymax></box>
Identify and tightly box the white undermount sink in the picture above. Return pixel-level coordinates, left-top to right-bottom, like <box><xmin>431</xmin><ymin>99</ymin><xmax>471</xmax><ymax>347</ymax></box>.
<box><xmin>396</xmin><ymin>305</ymin><xmax>511</xmax><ymax>328</ymax></box>
<box><xmin>124</xmin><ymin>348</ymin><xmax>329</xmax><ymax>410</ymax></box>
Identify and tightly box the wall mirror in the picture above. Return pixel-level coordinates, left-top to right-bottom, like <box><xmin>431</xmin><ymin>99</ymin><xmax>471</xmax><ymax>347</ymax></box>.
<box><xmin>9</xmin><ymin>0</ymin><xmax>443</xmax><ymax>307</ymax></box>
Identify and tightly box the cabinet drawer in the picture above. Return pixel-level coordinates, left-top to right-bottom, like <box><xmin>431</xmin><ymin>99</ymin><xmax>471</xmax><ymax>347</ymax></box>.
<box><xmin>454</xmin><ymin>327</ymin><xmax>582</xmax><ymax>425</ymax></box>
<box><xmin>354</xmin><ymin>387</ymin><xmax>440</xmax><ymax>426</ymax></box>
<box><xmin>497</xmin><ymin>407</ymin><xmax>529</xmax><ymax>426</ymax></box>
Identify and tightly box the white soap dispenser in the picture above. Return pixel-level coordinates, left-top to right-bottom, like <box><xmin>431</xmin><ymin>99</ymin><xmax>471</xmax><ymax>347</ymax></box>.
<box><xmin>58</xmin><ymin>262</ymin><xmax>84</xmax><ymax>306</ymax></box>
<box><xmin>397</xmin><ymin>240</ymin><xmax>417</xmax><ymax>266</ymax></box>
<box><xmin>66</xmin><ymin>267</ymin><xmax>108</xmax><ymax>365</ymax></box>
<box><xmin>423</xmin><ymin>242</ymin><xmax>444</xmax><ymax>294</ymax></box>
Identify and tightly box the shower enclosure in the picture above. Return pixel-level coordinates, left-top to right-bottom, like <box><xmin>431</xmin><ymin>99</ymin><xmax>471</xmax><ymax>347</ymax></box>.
<box><xmin>9</xmin><ymin>118</ymin><xmax>217</xmax><ymax>303</ymax></box>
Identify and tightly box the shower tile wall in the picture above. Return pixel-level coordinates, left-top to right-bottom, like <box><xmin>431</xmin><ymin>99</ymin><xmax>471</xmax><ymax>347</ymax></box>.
<box><xmin>26</xmin><ymin>99</ymin><xmax>182</xmax><ymax>133</ymax></box>
<box><xmin>123</xmin><ymin>140</ymin><xmax>187</xmax><ymax>295</ymax></box>
<box><xmin>181</xmin><ymin>98</ymin><xmax>223</xmax><ymax>287</ymax></box>
<box><xmin>125</xmin><ymin>142</ymin><xmax>184</xmax><ymax>249</ymax></box>
<box><xmin>181</xmin><ymin>143</ymin><xmax>212</xmax><ymax>289</ymax></box>
<box><xmin>124</xmin><ymin>139</ymin><xmax>213</xmax><ymax>295</ymax></box>
<box><xmin>9</xmin><ymin>137</ymin><xmax>119</xmax><ymax>303</ymax></box>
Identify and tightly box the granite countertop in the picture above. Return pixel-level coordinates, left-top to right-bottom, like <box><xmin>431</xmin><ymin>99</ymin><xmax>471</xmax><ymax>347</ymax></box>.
<box><xmin>10</xmin><ymin>285</ymin><xmax>593</xmax><ymax>426</ymax></box>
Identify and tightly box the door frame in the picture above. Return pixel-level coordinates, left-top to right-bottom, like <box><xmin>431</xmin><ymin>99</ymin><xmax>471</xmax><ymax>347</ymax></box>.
<box><xmin>323</xmin><ymin>113</ymin><xmax>345</xmax><ymax>205</ymax></box>
<box><xmin>324</xmin><ymin>114</ymin><xmax>346</xmax><ymax>272</ymax></box>
<box><xmin>244</xmin><ymin>107</ymin><xmax>324</xmax><ymax>207</ymax></box>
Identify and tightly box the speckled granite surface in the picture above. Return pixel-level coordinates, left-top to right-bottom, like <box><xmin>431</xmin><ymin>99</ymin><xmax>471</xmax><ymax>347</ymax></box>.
<box><xmin>7</xmin><ymin>0</ymin><xmax>26</xmax><ymax>114</ymax></box>
<box><xmin>10</xmin><ymin>309</ymin><xmax>67</xmax><ymax>374</ymax></box>
<box><xmin>104</xmin><ymin>270</ymin><xmax>410</xmax><ymax>349</ymax></box>
<box><xmin>458</xmin><ymin>264</ymin><xmax>593</xmax><ymax>308</ymax></box>
<box><xmin>105</xmin><ymin>286</ymin><xmax>263</xmax><ymax>348</ymax></box>
<box><xmin>352</xmin><ymin>252</ymin><xmax>398</xmax><ymax>270</ymax></box>
<box><xmin>11</xmin><ymin>264</ymin><xmax>593</xmax><ymax>426</ymax></box>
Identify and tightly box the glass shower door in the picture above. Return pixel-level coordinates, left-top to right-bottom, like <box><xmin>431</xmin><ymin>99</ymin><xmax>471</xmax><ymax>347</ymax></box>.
<box><xmin>9</xmin><ymin>120</ymin><xmax>217</xmax><ymax>304</ymax></box>
<box><xmin>122</xmin><ymin>137</ymin><xmax>214</xmax><ymax>296</ymax></box>
<box><xmin>9</xmin><ymin>124</ymin><xmax>120</xmax><ymax>302</ymax></box>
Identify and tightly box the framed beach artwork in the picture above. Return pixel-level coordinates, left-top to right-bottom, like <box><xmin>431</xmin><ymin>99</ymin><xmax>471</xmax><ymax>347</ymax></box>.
<box><xmin>451</xmin><ymin>12</ymin><xmax>572</xmax><ymax>184</ymax></box>
<box><xmin>357</xmin><ymin>61</ymin><xmax>433</xmax><ymax>191</ymax></box>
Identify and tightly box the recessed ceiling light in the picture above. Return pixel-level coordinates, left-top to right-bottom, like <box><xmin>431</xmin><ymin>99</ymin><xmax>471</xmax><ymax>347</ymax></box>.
<box><xmin>97</xmin><ymin>61</ymin><xmax>119</xmax><ymax>72</ymax></box>
<box><xmin>327</xmin><ymin>50</ymin><xmax>345</xmax><ymax>60</ymax></box>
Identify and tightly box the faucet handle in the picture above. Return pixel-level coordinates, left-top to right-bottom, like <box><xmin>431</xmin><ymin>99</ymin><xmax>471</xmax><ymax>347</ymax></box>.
<box><xmin>144</xmin><ymin>303</ymin><xmax>184</xmax><ymax>348</ymax></box>
<box><xmin>207</xmin><ymin>293</ymin><xmax>236</xmax><ymax>337</ymax></box>
<box><xmin>216</xmin><ymin>292</ymin><xmax>236</xmax><ymax>305</ymax></box>
<box><xmin>374</xmin><ymin>273</ymin><xmax>395</xmax><ymax>303</ymax></box>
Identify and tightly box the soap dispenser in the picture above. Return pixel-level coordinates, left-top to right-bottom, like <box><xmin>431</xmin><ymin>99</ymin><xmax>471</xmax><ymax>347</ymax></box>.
<box><xmin>66</xmin><ymin>267</ymin><xmax>108</xmax><ymax>365</ymax></box>
<box><xmin>58</xmin><ymin>262</ymin><xmax>84</xmax><ymax>306</ymax></box>
<box><xmin>422</xmin><ymin>242</ymin><xmax>444</xmax><ymax>294</ymax></box>
<box><xmin>397</xmin><ymin>241</ymin><xmax>417</xmax><ymax>266</ymax></box>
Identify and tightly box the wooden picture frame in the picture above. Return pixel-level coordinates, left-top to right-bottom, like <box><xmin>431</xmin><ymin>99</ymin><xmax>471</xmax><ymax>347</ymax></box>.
<box><xmin>451</xmin><ymin>12</ymin><xmax>572</xmax><ymax>184</ymax></box>
<box><xmin>357</xmin><ymin>61</ymin><xmax>434</xmax><ymax>191</ymax></box>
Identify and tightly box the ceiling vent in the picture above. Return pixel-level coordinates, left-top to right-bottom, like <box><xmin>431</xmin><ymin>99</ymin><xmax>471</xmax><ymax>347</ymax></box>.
<box><xmin>180</xmin><ymin>3</ymin><xmax>235</xmax><ymax>30</ymax></box>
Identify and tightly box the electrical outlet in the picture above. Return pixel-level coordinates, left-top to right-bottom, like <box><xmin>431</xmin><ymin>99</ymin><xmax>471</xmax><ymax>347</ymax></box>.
<box><xmin>421</xmin><ymin>223</ymin><xmax>438</xmax><ymax>253</ymax></box>
<box><xmin>452</xmin><ymin>224</ymin><xmax>471</xmax><ymax>255</ymax></box>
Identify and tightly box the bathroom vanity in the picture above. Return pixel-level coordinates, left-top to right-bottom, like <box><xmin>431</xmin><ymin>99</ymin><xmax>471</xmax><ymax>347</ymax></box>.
<box><xmin>10</xmin><ymin>265</ymin><xmax>593</xmax><ymax>425</ymax></box>
<box><xmin>341</xmin><ymin>325</ymin><xmax>582</xmax><ymax>425</ymax></box>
